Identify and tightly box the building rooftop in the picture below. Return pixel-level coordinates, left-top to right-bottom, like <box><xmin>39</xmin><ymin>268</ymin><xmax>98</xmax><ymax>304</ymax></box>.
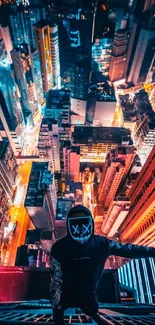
<box><xmin>25</xmin><ymin>162</ymin><xmax>52</xmax><ymax>207</ymax></box>
<box><xmin>46</xmin><ymin>89</ymin><xmax>70</xmax><ymax>111</ymax></box>
<box><xmin>41</xmin><ymin>118</ymin><xmax>57</xmax><ymax>131</ymax></box>
<box><xmin>88</xmin><ymin>81</ymin><xmax>116</xmax><ymax>102</ymax></box>
<box><xmin>72</xmin><ymin>126</ymin><xmax>133</xmax><ymax>145</ymax></box>
<box><xmin>34</xmin><ymin>19</ymin><xmax>49</xmax><ymax>29</ymax></box>
<box><xmin>56</xmin><ymin>198</ymin><xmax>73</xmax><ymax>220</ymax></box>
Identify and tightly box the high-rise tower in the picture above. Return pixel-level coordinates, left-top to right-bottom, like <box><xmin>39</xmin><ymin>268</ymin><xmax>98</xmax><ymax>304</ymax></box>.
<box><xmin>34</xmin><ymin>20</ymin><xmax>53</xmax><ymax>93</ymax></box>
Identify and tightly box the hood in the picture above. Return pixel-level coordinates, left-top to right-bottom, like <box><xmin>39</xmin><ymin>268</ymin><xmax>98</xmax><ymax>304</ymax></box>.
<box><xmin>66</xmin><ymin>204</ymin><xmax>94</xmax><ymax>244</ymax></box>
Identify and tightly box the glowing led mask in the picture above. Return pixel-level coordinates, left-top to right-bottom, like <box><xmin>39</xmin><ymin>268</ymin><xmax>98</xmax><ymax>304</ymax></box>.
<box><xmin>68</xmin><ymin>216</ymin><xmax>93</xmax><ymax>244</ymax></box>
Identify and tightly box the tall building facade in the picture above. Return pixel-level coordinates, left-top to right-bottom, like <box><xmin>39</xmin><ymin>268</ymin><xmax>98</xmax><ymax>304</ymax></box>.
<box><xmin>14</xmin><ymin>44</ymin><xmax>39</xmax><ymax>115</ymax></box>
<box><xmin>38</xmin><ymin>118</ymin><xmax>61</xmax><ymax>173</ymax></box>
<box><xmin>31</xmin><ymin>49</ymin><xmax>44</xmax><ymax>108</ymax></box>
<box><xmin>0</xmin><ymin>38</ymin><xmax>24</xmax><ymax>136</ymax></box>
<box><xmin>25</xmin><ymin>162</ymin><xmax>56</xmax><ymax>231</ymax></box>
<box><xmin>146</xmin><ymin>53</ymin><xmax>155</xmax><ymax>83</ymax></box>
<box><xmin>126</xmin><ymin>9</ymin><xmax>155</xmax><ymax>84</ymax></box>
<box><xmin>11</xmin><ymin>47</ymin><xmax>34</xmax><ymax>125</ymax></box>
<box><xmin>101</xmin><ymin>196</ymin><xmax>130</xmax><ymax>237</ymax></box>
<box><xmin>9</xmin><ymin>5</ymin><xmax>45</xmax><ymax>50</ymax></box>
<box><xmin>59</xmin><ymin>16</ymin><xmax>92</xmax><ymax>99</ymax></box>
<box><xmin>63</xmin><ymin>146</ymin><xmax>80</xmax><ymax>182</ymax></box>
<box><xmin>0</xmin><ymin>46</ymin><xmax>21</xmax><ymax>129</ymax></box>
<box><xmin>70</xmin><ymin>58</ymin><xmax>90</xmax><ymax>100</ymax></box>
<box><xmin>45</xmin><ymin>89</ymin><xmax>70</xmax><ymax>126</ymax></box>
<box><xmin>118</xmin><ymin>146</ymin><xmax>155</xmax><ymax>247</ymax></box>
<box><xmin>123</xmin><ymin>113</ymin><xmax>150</xmax><ymax>149</ymax></box>
<box><xmin>0</xmin><ymin>139</ymin><xmax>17</xmax><ymax>202</ymax></box>
<box><xmin>49</xmin><ymin>24</ymin><xmax>61</xmax><ymax>89</ymax></box>
<box><xmin>0</xmin><ymin>88</ymin><xmax>23</xmax><ymax>154</ymax></box>
<box><xmin>138</xmin><ymin>128</ymin><xmax>155</xmax><ymax>166</ymax></box>
<box><xmin>92</xmin><ymin>36</ymin><xmax>113</xmax><ymax>80</ymax></box>
<box><xmin>144</xmin><ymin>0</ymin><xmax>155</xmax><ymax>11</ymax></box>
<box><xmin>23</xmin><ymin>6</ymin><xmax>46</xmax><ymax>51</ymax></box>
<box><xmin>118</xmin><ymin>257</ymin><xmax>155</xmax><ymax>304</ymax></box>
<box><xmin>0</xmin><ymin>139</ymin><xmax>18</xmax><ymax>250</ymax></box>
<box><xmin>9</xmin><ymin>9</ymin><xmax>28</xmax><ymax>48</ymax></box>
<box><xmin>98</xmin><ymin>145</ymin><xmax>135</xmax><ymax>212</ymax></box>
<box><xmin>34</xmin><ymin>21</ymin><xmax>53</xmax><ymax>92</ymax></box>
<box><xmin>109</xmin><ymin>28</ymin><xmax>128</xmax><ymax>82</ymax></box>
<box><xmin>0</xmin><ymin>25</ymin><xmax>13</xmax><ymax>63</ymax></box>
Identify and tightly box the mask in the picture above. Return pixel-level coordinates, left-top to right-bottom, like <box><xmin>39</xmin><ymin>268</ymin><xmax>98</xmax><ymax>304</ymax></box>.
<box><xmin>67</xmin><ymin>216</ymin><xmax>93</xmax><ymax>244</ymax></box>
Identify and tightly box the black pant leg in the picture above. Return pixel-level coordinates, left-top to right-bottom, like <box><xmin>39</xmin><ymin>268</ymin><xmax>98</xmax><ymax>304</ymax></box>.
<box><xmin>80</xmin><ymin>296</ymin><xmax>108</xmax><ymax>325</ymax></box>
<box><xmin>52</xmin><ymin>295</ymin><xmax>74</xmax><ymax>325</ymax></box>
<box><xmin>53</xmin><ymin>307</ymin><xmax>65</xmax><ymax>325</ymax></box>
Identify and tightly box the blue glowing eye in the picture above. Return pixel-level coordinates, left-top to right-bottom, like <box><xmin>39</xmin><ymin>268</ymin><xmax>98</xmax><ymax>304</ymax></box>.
<box><xmin>72</xmin><ymin>225</ymin><xmax>80</xmax><ymax>234</ymax></box>
<box><xmin>82</xmin><ymin>223</ymin><xmax>91</xmax><ymax>234</ymax></box>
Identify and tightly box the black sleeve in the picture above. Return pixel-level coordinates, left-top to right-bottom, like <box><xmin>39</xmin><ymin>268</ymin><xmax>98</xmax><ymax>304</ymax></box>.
<box><xmin>103</xmin><ymin>237</ymin><xmax>155</xmax><ymax>259</ymax></box>
<box><xmin>50</xmin><ymin>244</ymin><xmax>63</xmax><ymax>311</ymax></box>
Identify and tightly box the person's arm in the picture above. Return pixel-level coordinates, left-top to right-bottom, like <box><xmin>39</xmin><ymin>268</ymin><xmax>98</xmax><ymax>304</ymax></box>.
<box><xmin>104</xmin><ymin>237</ymin><xmax>155</xmax><ymax>259</ymax></box>
<box><xmin>50</xmin><ymin>245</ymin><xmax>63</xmax><ymax>311</ymax></box>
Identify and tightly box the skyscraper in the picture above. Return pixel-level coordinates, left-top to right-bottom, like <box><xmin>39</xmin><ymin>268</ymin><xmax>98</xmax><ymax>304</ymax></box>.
<box><xmin>23</xmin><ymin>6</ymin><xmax>46</xmax><ymax>51</ymax></box>
<box><xmin>59</xmin><ymin>15</ymin><xmax>92</xmax><ymax>99</ymax></box>
<box><xmin>25</xmin><ymin>162</ymin><xmax>56</xmax><ymax>231</ymax></box>
<box><xmin>11</xmin><ymin>45</ymin><xmax>36</xmax><ymax>122</ymax></box>
<box><xmin>109</xmin><ymin>0</ymin><xmax>126</xmax><ymax>32</ymax></box>
<box><xmin>63</xmin><ymin>146</ymin><xmax>80</xmax><ymax>182</ymax></box>
<box><xmin>144</xmin><ymin>0</ymin><xmax>155</xmax><ymax>11</ymax></box>
<box><xmin>8</xmin><ymin>4</ymin><xmax>45</xmax><ymax>50</ymax></box>
<box><xmin>118</xmin><ymin>257</ymin><xmax>155</xmax><ymax>304</ymax></box>
<box><xmin>123</xmin><ymin>113</ymin><xmax>150</xmax><ymax>149</ymax></box>
<box><xmin>45</xmin><ymin>89</ymin><xmax>70</xmax><ymax>126</ymax></box>
<box><xmin>146</xmin><ymin>53</ymin><xmax>155</xmax><ymax>83</ymax></box>
<box><xmin>118</xmin><ymin>145</ymin><xmax>155</xmax><ymax>247</ymax></box>
<box><xmin>138</xmin><ymin>128</ymin><xmax>155</xmax><ymax>166</ymax></box>
<box><xmin>70</xmin><ymin>58</ymin><xmax>91</xmax><ymax>100</ymax></box>
<box><xmin>0</xmin><ymin>81</ymin><xmax>23</xmax><ymax>154</ymax></box>
<box><xmin>0</xmin><ymin>25</ymin><xmax>13</xmax><ymax>63</ymax></box>
<box><xmin>38</xmin><ymin>118</ymin><xmax>61</xmax><ymax>173</ymax></box>
<box><xmin>49</xmin><ymin>23</ymin><xmax>61</xmax><ymax>89</ymax></box>
<box><xmin>0</xmin><ymin>42</ymin><xmax>18</xmax><ymax>131</ymax></box>
<box><xmin>9</xmin><ymin>8</ymin><xmax>29</xmax><ymax>48</ymax></box>
<box><xmin>0</xmin><ymin>139</ymin><xmax>17</xmax><ymax>202</ymax></box>
<box><xmin>98</xmin><ymin>145</ymin><xmax>135</xmax><ymax>211</ymax></box>
<box><xmin>109</xmin><ymin>28</ymin><xmax>128</xmax><ymax>82</ymax></box>
<box><xmin>31</xmin><ymin>49</ymin><xmax>44</xmax><ymax>107</ymax></box>
<box><xmin>34</xmin><ymin>20</ymin><xmax>53</xmax><ymax>92</ymax></box>
<box><xmin>0</xmin><ymin>139</ymin><xmax>18</xmax><ymax>254</ymax></box>
<box><xmin>0</xmin><ymin>34</ymin><xmax>25</xmax><ymax>152</ymax></box>
<box><xmin>101</xmin><ymin>196</ymin><xmax>130</xmax><ymax>238</ymax></box>
<box><xmin>126</xmin><ymin>8</ymin><xmax>155</xmax><ymax>84</ymax></box>
<box><xmin>92</xmin><ymin>36</ymin><xmax>113</xmax><ymax>81</ymax></box>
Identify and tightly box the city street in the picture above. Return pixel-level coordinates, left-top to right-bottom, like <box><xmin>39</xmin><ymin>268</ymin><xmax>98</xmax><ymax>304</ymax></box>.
<box><xmin>82</xmin><ymin>182</ymin><xmax>94</xmax><ymax>215</ymax></box>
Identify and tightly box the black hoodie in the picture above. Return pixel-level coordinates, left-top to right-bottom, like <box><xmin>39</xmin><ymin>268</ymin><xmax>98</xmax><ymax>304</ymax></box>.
<box><xmin>51</xmin><ymin>205</ymin><xmax>155</xmax><ymax>300</ymax></box>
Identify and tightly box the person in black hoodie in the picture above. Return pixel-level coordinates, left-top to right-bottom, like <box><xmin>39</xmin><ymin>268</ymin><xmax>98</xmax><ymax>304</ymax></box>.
<box><xmin>50</xmin><ymin>204</ymin><xmax>155</xmax><ymax>325</ymax></box>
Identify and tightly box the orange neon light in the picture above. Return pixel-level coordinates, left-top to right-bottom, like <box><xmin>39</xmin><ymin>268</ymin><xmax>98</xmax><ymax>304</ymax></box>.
<box><xmin>101</xmin><ymin>4</ymin><xmax>107</xmax><ymax>11</ymax></box>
